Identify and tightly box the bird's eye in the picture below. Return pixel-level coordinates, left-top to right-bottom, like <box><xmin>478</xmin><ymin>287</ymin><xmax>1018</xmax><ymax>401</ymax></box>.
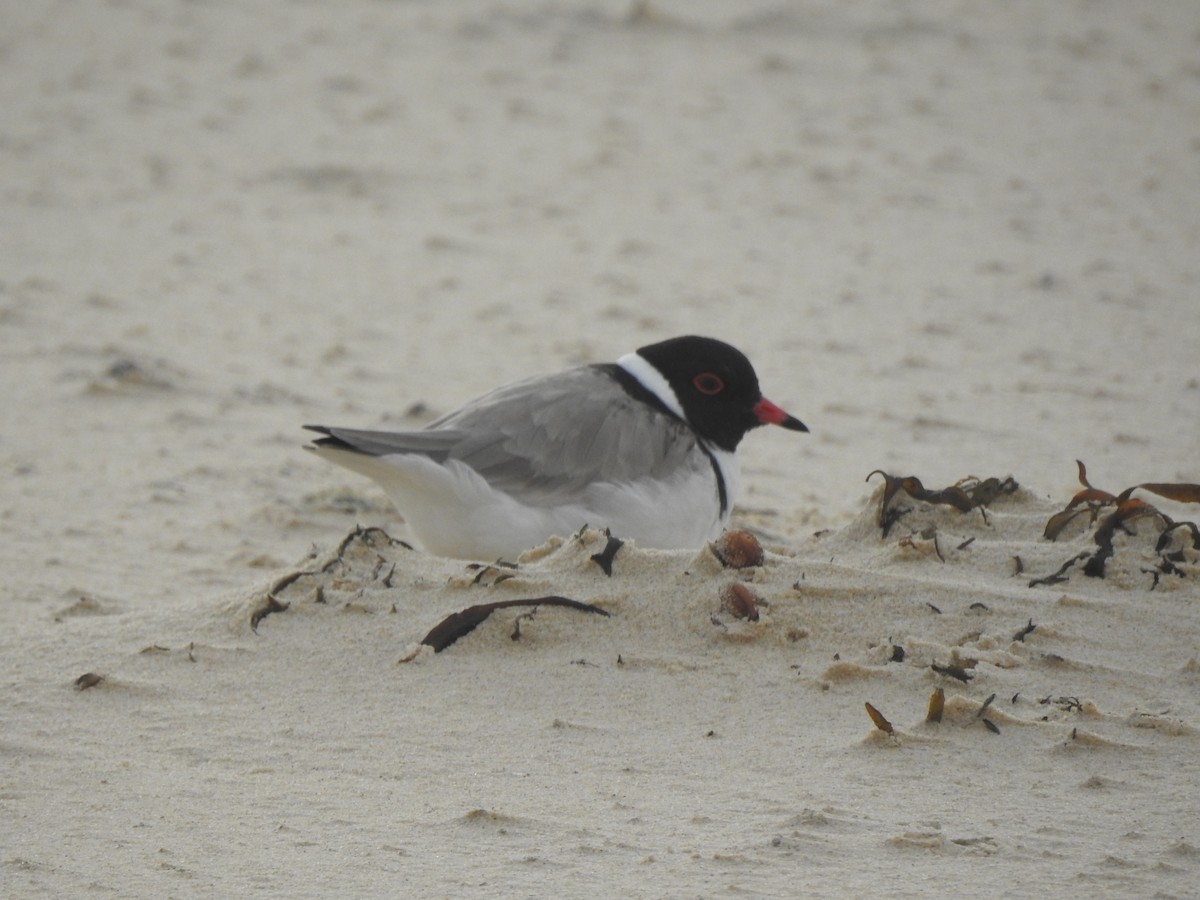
<box><xmin>692</xmin><ymin>373</ymin><xmax>725</xmax><ymax>395</ymax></box>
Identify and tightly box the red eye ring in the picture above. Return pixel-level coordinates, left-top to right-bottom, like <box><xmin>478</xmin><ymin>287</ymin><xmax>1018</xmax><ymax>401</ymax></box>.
<box><xmin>692</xmin><ymin>372</ymin><xmax>725</xmax><ymax>395</ymax></box>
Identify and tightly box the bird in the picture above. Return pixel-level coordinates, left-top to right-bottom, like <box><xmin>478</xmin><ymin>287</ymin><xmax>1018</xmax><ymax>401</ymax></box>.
<box><xmin>304</xmin><ymin>335</ymin><xmax>807</xmax><ymax>560</ymax></box>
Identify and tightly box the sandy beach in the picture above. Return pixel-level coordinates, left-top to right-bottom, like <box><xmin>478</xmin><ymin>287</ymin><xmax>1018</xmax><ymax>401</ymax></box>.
<box><xmin>3</xmin><ymin>1</ymin><xmax>1199</xmax><ymax>896</ymax></box>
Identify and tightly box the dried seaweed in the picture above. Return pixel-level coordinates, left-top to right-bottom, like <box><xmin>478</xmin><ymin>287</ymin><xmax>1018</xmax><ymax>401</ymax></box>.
<box><xmin>1028</xmin><ymin>552</ymin><xmax>1089</xmax><ymax>587</ymax></box>
<box><xmin>1135</xmin><ymin>482</ymin><xmax>1200</xmax><ymax>504</ymax></box>
<box><xmin>589</xmin><ymin>530</ymin><xmax>624</xmax><ymax>576</ymax></box>
<box><xmin>468</xmin><ymin>563</ymin><xmax>517</xmax><ymax>587</ymax></box>
<box><xmin>898</xmin><ymin>530</ymin><xmax>945</xmax><ymax>562</ymax></box>
<box><xmin>250</xmin><ymin>595</ymin><xmax>289</xmax><ymax>632</ymax></box>
<box><xmin>420</xmin><ymin>596</ymin><xmax>610</xmax><ymax>653</ymax></box>
<box><xmin>931</xmin><ymin>661</ymin><xmax>973</xmax><ymax>683</ymax></box>
<box><xmin>1012</xmin><ymin>618</ymin><xmax>1037</xmax><ymax>642</ymax></box>
<box><xmin>867</xmin><ymin>471</ymin><xmax>1018</xmax><ymax>537</ymax></box>
<box><xmin>1042</xmin><ymin>460</ymin><xmax>1117</xmax><ymax>539</ymax></box>
<box><xmin>1040</xmin><ymin>695</ymin><xmax>1083</xmax><ymax>713</ymax></box>
<box><xmin>977</xmin><ymin>694</ymin><xmax>1000</xmax><ymax>733</ymax></box>
<box><xmin>1044</xmin><ymin>461</ymin><xmax>1200</xmax><ymax>542</ymax></box>
<box><xmin>1037</xmin><ymin>462</ymin><xmax>1200</xmax><ymax>587</ymax></box>
<box><xmin>250</xmin><ymin>525</ymin><xmax>414</xmax><ymax>630</ymax></box>
<box><xmin>331</xmin><ymin>524</ymin><xmax>412</xmax><ymax>560</ymax></box>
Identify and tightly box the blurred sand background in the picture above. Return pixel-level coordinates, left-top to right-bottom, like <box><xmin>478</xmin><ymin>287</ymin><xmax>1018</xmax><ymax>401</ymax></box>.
<box><xmin>2</xmin><ymin>1</ymin><xmax>1199</xmax><ymax>896</ymax></box>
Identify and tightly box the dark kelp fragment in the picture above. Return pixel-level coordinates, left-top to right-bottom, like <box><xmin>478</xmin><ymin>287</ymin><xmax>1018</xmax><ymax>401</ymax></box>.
<box><xmin>250</xmin><ymin>595</ymin><xmax>289</xmax><ymax>632</ymax></box>
<box><xmin>931</xmin><ymin>661</ymin><xmax>973</xmax><ymax>683</ymax></box>
<box><xmin>1040</xmin><ymin>695</ymin><xmax>1083</xmax><ymax>713</ymax></box>
<box><xmin>420</xmin><ymin>596</ymin><xmax>610</xmax><ymax>653</ymax></box>
<box><xmin>1148</xmin><ymin>519</ymin><xmax>1200</xmax><ymax>588</ymax></box>
<box><xmin>253</xmin><ymin>525</ymin><xmax>414</xmax><ymax>629</ymax></box>
<box><xmin>975</xmin><ymin>696</ymin><xmax>1000</xmax><ymax>733</ymax></box>
<box><xmin>1082</xmin><ymin>493</ymin><xmax>1156</xmax><ymax>578</ymax></box>
<box><xmin>966</xmin><ymin>476</ymin><xmax>1020</xmax><ymax>507</ymax></box>
<box><xmin>510</xmin><ymin>611</ymin><xmax>537</xmax><ymax>642</ymax></box>
<box><xmin>589</xmin><ymin>529</ymin><xmax>624</xmax><ymax>576</ymax></box>
<box><xmin>1156</xmin><ymin>519</ymin><xmax>1200</xmax><ymax>554</ymax></box>
<box><xmin>899</xmin><ymin>530</ymin><xmax>946</xmax><ymax>562</ymax></box>
<box><xmin>266</xmin><ymin>569</ymin><xmax>309</xmax><ymax>596</ymax></box>
<box><xmin>468</xmin><ymin>563</ymin><xmax>517</xmax><ymax>587</ymax></box>
<box><xmin>1028</xmin><ymin>552</ymin><xmax>1089</xmax><ymax>588</ymax></box>
<box><xmin>1013</xmin><ymin>618</ymin><xmax>1037</xmax><ymax>642</ymax></box>
<box><xmin>74</xmin><ymin>672</ymin><xmax>104</xmax><ymax>691</ymax></box>
<box><xmin>867</xmin><ymin>471</ymin><xmax>1018</xmax><ymax>537</ymax></box>
<box><xmin>333</xmin><ymin>524</ymin><xmax>411</xmax><ymax>559</ymax></box>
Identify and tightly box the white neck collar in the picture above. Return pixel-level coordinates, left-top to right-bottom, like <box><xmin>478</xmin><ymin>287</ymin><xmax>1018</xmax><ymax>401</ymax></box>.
<box><xmin>616</xmin><ymin>351</ymin><xmax>686</xmax><ymax>421</ymax></box>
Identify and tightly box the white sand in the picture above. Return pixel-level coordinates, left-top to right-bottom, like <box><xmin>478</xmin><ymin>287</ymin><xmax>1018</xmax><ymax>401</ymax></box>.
<box><xmin>3</xmin><ymin>1</ymin><xmax>1199</xmax><ymax>895</ymax></box>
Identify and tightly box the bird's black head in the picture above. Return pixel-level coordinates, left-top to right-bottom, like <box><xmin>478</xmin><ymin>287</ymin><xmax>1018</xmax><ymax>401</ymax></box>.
<box><xmin>635</xmin><ymin>335</ymin><xmax>807</xmax><ymax>452</ymax></box>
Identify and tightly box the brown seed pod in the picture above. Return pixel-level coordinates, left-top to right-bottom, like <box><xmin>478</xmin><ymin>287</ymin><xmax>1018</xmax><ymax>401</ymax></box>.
<box><xmin>926</xmin><ymin>687</ymin><xmax>945</xmax><ymax>723</ymax></box>
<box><xmin>865</xmin><ymin>702</ymin><xmax>894</xmax><ymax>734</ymax></box>
<box><xmin>719</xmin><ymin>582</ymin><xmax>760</xmax><ymax>621</ymax></box>
<box><xmin>712</xmin><ymin>530</ymin><xmax>764</xmax><ymax>569</ymax></box>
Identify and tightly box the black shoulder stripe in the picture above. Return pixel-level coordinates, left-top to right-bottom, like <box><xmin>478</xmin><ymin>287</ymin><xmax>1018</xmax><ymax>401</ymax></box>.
<box><xmin>595</xmin><ymin>363</ymin><xmax>681</xmax><ymax>421</ymax></box>
<box><xmin>698</xmin><ymin>444</ymin><xmax>729</xmax><ymax>517</ymax></box>
<box><xmin>598</xmin><ymin>364</ymin><xmax>727</xmax><ymax>516</ymax></box>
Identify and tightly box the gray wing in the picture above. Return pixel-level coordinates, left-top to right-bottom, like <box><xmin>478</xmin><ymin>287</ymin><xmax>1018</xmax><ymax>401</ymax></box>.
<box><xmin>306</xmin><ymin>366</ymin><xmax>699</xmax><ymax>505</ymax></box>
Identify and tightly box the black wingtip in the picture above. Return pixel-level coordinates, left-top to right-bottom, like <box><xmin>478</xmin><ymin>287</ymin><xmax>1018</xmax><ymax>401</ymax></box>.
<box><xmin>302</xmin><ymin>424</ymin><xmax>359</xmax><ymax>454</ymax></box>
